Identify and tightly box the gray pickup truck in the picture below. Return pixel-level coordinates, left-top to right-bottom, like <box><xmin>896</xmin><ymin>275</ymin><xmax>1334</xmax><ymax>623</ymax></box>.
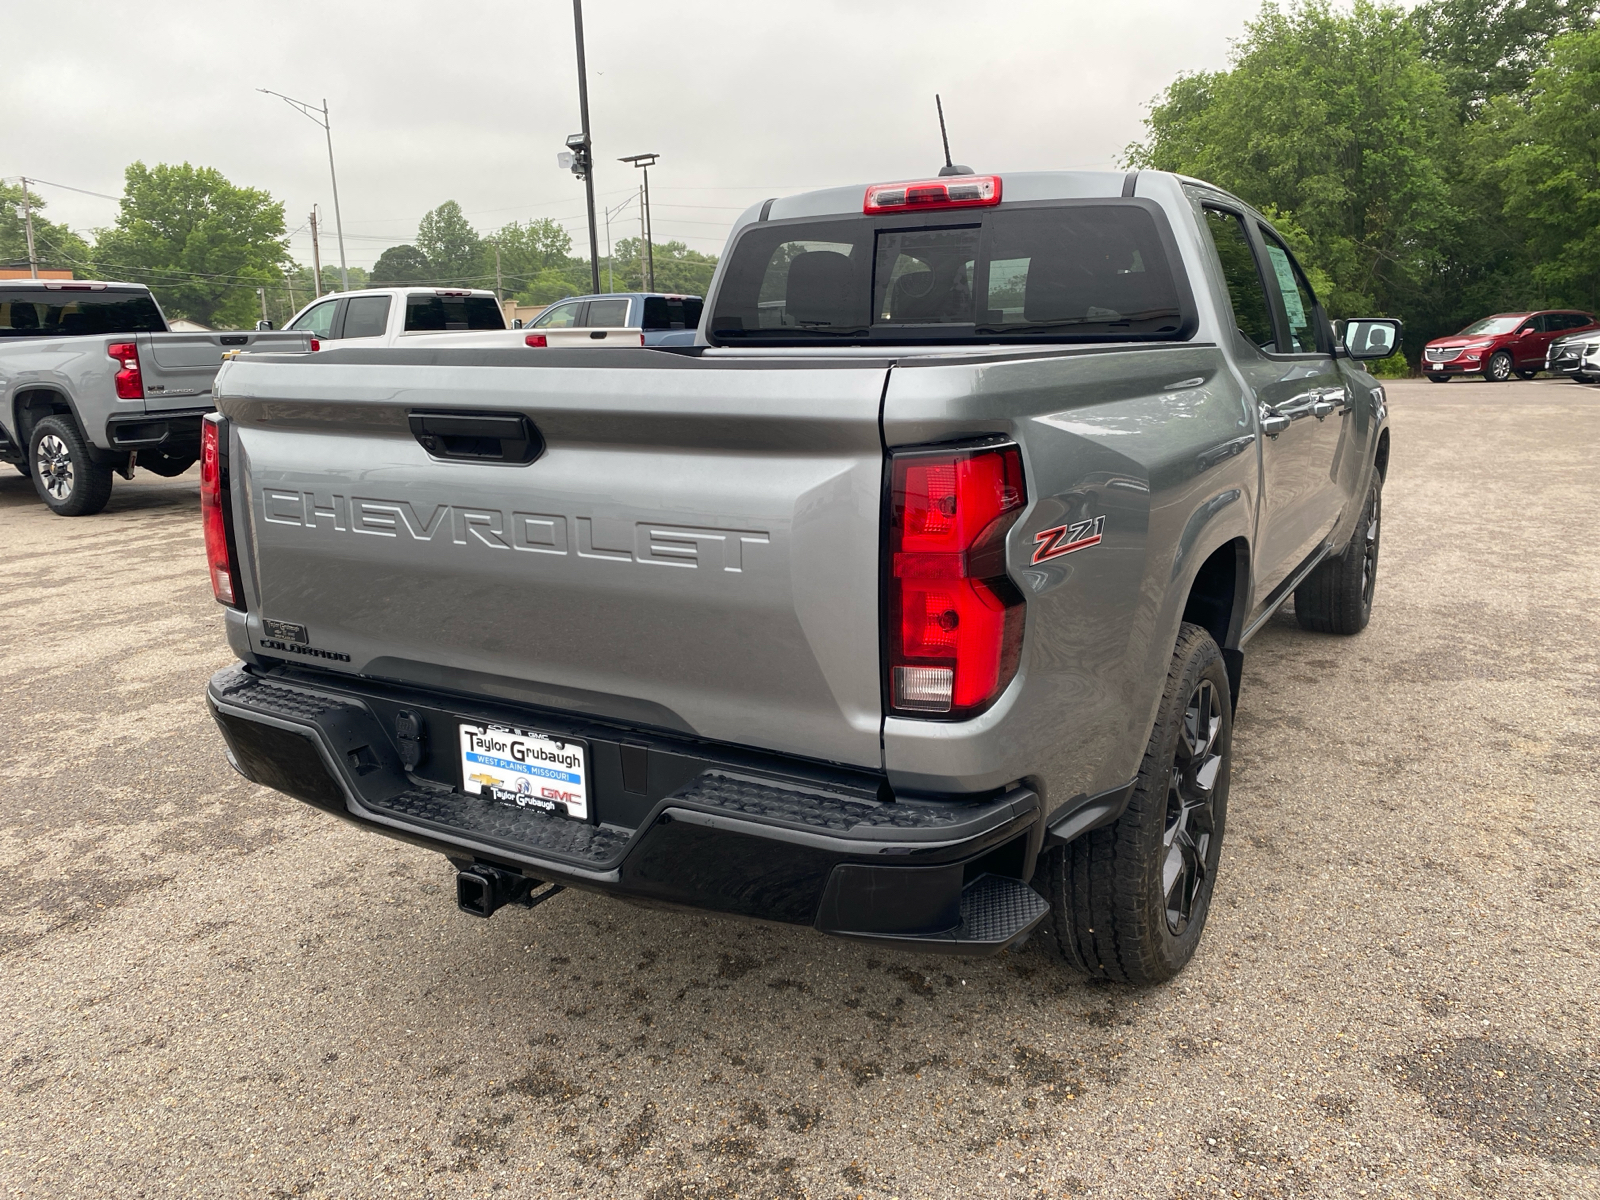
<box><xmin>0</xmin><ymin>280</ymin><xmax>312</xmax><ymax>515</ymax></box>
<box><xmin>202</xmin><ymin>169</ymin><xmax>1397</xmax><ymax>984</ymax></box>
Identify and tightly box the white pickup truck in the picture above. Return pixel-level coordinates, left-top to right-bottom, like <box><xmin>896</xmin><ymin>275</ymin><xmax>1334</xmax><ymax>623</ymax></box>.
<box><xmin>282</xmin><ymin>286</ymin><xmax>644</xmax><ymax>351</ymax></box>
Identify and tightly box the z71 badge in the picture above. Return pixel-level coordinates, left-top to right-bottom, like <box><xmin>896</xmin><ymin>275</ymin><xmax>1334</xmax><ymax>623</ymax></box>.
<box><xmin>1032</xmin><ymin>516</ymin><xmax>1105</xmax><ymax>565</ymax></box>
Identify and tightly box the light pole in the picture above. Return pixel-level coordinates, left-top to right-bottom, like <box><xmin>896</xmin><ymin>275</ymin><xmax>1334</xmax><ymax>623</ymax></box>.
<box><xmin>259</xmin><ymin>88</ymin><xmax>350</xmax><ymax>291</ymax></box>
<box><xmin>602</xmin><ymin>194</ymin><xmax>636</xmax><ymax>293</ymax></box>
<box><xmin>571</xmin><ymin>0</ymin><xmax>601</xmax><ymax>294</ymax></box>
<box><xmin>619</xmin><ymin>153</ymin><xmax>658</xmax><ymax>292</ymax></box>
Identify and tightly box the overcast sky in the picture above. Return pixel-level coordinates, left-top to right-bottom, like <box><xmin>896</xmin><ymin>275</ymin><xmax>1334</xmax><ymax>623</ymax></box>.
<box><xmin>9</xmin><ymin>1</ymin><xmax>1323</xmax><ymax>272</ymax></box>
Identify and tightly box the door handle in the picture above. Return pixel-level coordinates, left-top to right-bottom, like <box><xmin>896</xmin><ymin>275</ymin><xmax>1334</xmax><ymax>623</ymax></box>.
<box><xmin>1313</xmin><ymin>387</ymin><xmax>1347</xmax><ymax>418</ymax></box>
<box><xmin>1259</xmin><ymin>407</ymin><xmax>1292</xmax><ymax>437</ymax></box>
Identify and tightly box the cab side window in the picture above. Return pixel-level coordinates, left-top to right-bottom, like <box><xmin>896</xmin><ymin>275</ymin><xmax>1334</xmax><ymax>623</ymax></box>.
<box><xmin>289</xmin><ymin>299</ymin><xmax>339</xmax><ymax>338</ymax></box>
<box><xmin>586</xmin><ymin>298</ymin><xmax>630</xmax><ymax>326</ymax></box>
<box><xmin>341</xmin><ymin>295</ymin><xmax>391</xmax><ymax>339</ymax></box>
<box><xmin>1258</xmin><ymin>228</ymin><xmax>1321</xmax><ymax>354</ymax></box>
<box><xmin>1203</xmin><ymin>208</ymin><xmax>1275</xmax><ymax>352</ymax></box>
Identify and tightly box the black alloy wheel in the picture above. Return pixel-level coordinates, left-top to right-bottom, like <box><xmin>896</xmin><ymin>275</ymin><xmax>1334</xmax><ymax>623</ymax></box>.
<box><xmin>1486</xmin><ymin>351</ymin><xmax>1514</xmax><ymax>382</ymax></box>
<box><xmin>1038</xmin><ymin>622</ymin><xmax>1232</xmax><ymax>984</ymax></box>
<box><xmin>1358</xmin><ymin>483</ymin><xmax>1381</xmax><ymax>613</ymax></box>
<box><xmin>1294</xmin><ymin>476</ymin><xmax>1382</xmax><ymax>634</ymax></box>
<box><xmin>1162</xmin><ymin>676</ymin><xmax>1224</xmax><ymax>936</ymax></box>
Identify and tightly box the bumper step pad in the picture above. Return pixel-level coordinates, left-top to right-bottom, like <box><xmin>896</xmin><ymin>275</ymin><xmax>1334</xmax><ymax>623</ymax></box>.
<box><xmin>369</xmin><ymin>785</ymin><xmax>630</xmax><ymax>867</ymax></box>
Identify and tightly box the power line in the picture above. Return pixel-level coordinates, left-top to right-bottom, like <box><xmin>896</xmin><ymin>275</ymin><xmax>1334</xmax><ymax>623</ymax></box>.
<box><xmin>1</xmin><ymin>176</ymin><xmax>121</xmax><ymax>202</ymax></box>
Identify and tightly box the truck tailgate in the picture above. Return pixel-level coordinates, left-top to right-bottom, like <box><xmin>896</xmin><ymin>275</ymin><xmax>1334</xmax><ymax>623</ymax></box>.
<box><xmin>138</xmin><ymin>330</ymin><xmax>313</xmax><ymax>411</ymax></box>
<box><xmin>217</xmin><ymin>348</ymin><xmax>890</xmax><ymax>769</ymax></box>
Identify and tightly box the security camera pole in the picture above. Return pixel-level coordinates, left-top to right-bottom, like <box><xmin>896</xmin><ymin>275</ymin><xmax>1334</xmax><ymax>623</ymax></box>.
<box><xmin>571</xmin><ymin>0</ymin><xmax>601</xmax><ymax>294</ymax></box>
<box><xmin>619</xmin><ymin>154</ymin><xmax>659</xmax><ymax>292</ymax></box>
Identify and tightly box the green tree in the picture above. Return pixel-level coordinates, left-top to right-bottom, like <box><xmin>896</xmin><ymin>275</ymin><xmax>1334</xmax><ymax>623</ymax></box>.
<box><xmin>1490</xmin><ymin>27</ymin><xmax>1600</xmax><ymax>307</ymax></box>
<box><xmin>416</xmin><ymin>200</ymin><xmax>481</xmax><ymax>284</ymax></box>
<box><xmin>1128</xmin><ymin>1</ymin><xmax>1459</xmax><ymax>356</ymax></box>
<box><xmin>484</xmin><ymin>218</ymin><xmax>572</xmax><ymax>295</ymax></box>
<box><xmin>0</xmin><ymin>182</ymin><xmax>91</xmax><ymax>274</ymax></box>
<box><xmin>603</xmin><ymin>237</ymin><xmax>717</xmax><ymax>297</ymax></box>
<box><xmin>371</xmin><ymin>244</ymin><xmax>432</xmax><ymax>286</ymax></box>
<box><xmin>92</xmin><ymin>162</ymin><xmax>291</xmax><ymax>328</ymax></box>
<box><xmin>1415</xmin><ymin>0</ymin><xmax>1597</xmax><ymax>114</ymax></box>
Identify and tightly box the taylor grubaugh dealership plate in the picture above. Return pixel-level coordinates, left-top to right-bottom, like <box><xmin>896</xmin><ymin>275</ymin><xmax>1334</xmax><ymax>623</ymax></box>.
<box><xmin>458</xmin><ymin>723</ymin><xmax>588</xmax><ymax>821</ymax></box>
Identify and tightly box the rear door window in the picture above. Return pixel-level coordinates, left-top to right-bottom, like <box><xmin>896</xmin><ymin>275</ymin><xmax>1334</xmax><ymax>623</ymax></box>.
<box><xmin>404</xmin><ymin>293</ymin><xmax>506</xmax><ymax>331</ymax></box>
<box><xmin>532</xmin><ymin>301</ymin><xmax>583</xmax><ymax>328</ymax></box>
<box><xmin>1202</xmin><ymin>209</ymin><xmax>1275</xmax><ymax>351</ymax></box>
<box><xmin>0</xmin><ymin>289</ymin><xmax>166</xmax><ymax>337</ymax></box>
<box><xmin>341</xmin><ymin>295</ymin><xmax>391</xmax><ymax>339</ymax></box>
<box><xmin>289</xmin><ymin>299</ymin><xmax>339</xmax><ymax>338</ymax></box>
<box><xmin>587</xmin><ymin>298</ymin><xmax>630</xmax><ymax>326</ymax></box>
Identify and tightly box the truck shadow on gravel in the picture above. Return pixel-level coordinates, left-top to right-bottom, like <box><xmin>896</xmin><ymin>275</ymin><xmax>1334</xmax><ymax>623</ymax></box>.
<box><xmin>396</xmin><ymin>883</ymin><xmax>1149</xmax><ymax>1191</ymax></box>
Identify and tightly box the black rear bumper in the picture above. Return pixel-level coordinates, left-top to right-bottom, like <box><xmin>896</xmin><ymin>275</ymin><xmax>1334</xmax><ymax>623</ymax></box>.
<box><xmin>207</xmin><ymin>664</ymin><xmax>1048</xmax><ymax>955</ymax></box>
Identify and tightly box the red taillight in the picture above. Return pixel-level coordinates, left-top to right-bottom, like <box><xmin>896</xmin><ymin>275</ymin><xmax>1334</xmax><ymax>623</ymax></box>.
<box><xmin>201</xmin><ymin>415</ymin><xmax>242</xmax><ymax>608</ymax></box>
<box><xmin>864</xmin><ymin>175</ymin><xmax>1002</xmax><ymax>214</ymax></box>
<box><xmin>888</xmin><ymin>443</ymin><xmax>1027</xmax><ymax>717</ymax></box>
<box><xmin>525</xmin><ymin>333</ymin><xmax>548</xmax><ymax>347</ymax></box>
<box><xmin>309</xmin><ymin>338</ymin><xmax>320</xmax><ymax>351</ymax></box>
<box><xmin>107</xmin><ymin>341</ymin><xmax>143</xmax><ymax>399</ymax></box>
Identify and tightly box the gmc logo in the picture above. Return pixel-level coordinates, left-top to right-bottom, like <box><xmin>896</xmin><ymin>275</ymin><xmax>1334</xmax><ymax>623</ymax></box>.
<box><xmin>261</xmin><ymin>489</ymin><xmax>770</xmax><ymax>572</ymax></box>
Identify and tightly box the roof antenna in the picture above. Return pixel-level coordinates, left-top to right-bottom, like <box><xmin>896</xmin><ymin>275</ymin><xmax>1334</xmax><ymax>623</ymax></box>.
<box><xmin>936</xmin><ymin>95</ymin><xmax>974</xmax><ymax>176</ymax></box>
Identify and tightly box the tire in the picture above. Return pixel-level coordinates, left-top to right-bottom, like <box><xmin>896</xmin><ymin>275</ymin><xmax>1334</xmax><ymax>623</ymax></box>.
<box><xmin>1485</xmin><ymin>351</ymin><xmax>1514</xmax><ymax>382</ymax></box>
<box><xmin>29</xmin><ymin>415</ymin><xmax>114</xmax><ymax>516</ymax></box>
<box><xmin>1515</xmin><ymin>369</ymin><xmax>1538</xmax><ymax>381</ymax></box>
<box><xmin>1426</xmin><ymin>374</ymin><xmax>1451</xmax><ymax>383</ymax></box>
<box><xmin>1293</xmin><ymin>474</ymin><xmax>1381</xmax><ymax>635</ymax></box>
<box><xmin>1039</xmin><ymin>622</ymin><xmax>1232</xmax><ymax>985</ymax></box>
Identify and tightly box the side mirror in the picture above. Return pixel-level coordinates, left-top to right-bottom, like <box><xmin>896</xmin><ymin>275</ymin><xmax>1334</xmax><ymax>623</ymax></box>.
<box><xmin>255</xmin><ymin>319</ymin><xmax>275</xmax><ymax>331</ymax></box>
<box><xmin>513</xmin><ymin>318</ymin><xmax>523</xmax><ymax>329</ymax></box>
<box><xmin>1341</xmin><ymin>317</ymin><xmax>1401</xmax><ymax>361</ymax></box>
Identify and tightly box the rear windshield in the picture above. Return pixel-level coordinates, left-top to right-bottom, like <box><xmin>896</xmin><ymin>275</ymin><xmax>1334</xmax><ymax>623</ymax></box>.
<box><xmin>403</xmin><ymin>293</ymin><xmax>506</xmax><ymax>332</ymax></box>
<box><xmin>0</xmin><ymin>289</ymin><xmax>166</xmax><ymax>338</ymax></box>
<box><xmin>643</xmin><ymin>295</ymin><xmax>704</xmax><ymax>331</ymax></box>
<box><xmin>709</xmin><ymin>201</ymin><xmax>1192</xmax><ymax>345</ymax></box>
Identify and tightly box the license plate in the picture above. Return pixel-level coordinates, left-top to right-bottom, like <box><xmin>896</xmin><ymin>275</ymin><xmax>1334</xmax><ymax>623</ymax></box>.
<box><xmin>458</xmin><ymin>723</ymin><xmax>588</xmax><ymax>821</ymax></box>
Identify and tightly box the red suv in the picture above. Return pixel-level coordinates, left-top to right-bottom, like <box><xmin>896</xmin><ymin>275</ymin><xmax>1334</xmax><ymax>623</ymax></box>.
<box><xmin>1423</xmin><ymin>310</ymin><xmax>1597</xmax><ymax>382</ymax></box>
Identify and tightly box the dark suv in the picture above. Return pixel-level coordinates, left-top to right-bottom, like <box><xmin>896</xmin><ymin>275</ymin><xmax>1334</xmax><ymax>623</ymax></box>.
<box><xmin>1423</xmin><ymin>310</ymin><xmax>1597</xmax><ymax>382</ymax></box>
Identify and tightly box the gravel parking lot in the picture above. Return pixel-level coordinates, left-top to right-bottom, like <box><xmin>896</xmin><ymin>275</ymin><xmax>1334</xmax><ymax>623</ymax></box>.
<box><xmin>1</xmin><ymin>377</ymin><xmax>1596</xmax><ymax>1199</ymax></box>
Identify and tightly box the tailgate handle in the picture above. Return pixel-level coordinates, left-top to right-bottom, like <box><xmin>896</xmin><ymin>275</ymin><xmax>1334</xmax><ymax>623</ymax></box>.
<box><xmin>408</xmin><ymin>411</ymin><xmax>544</xmax><ymax>464</ymax></box>
<box><xmin>219</xmin><ymin>335</ymin><xmax>248</xmax><ymax>346</ymax></box>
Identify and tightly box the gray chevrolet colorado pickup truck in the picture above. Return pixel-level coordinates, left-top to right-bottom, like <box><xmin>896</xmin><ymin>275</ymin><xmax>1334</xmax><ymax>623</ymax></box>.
<box><xmin>0</xmin><ymin>280</ymin><xmax>312</xmax><ymax>515</ymax></box>
<box><xmin>202</xmin><ymin>169</ymin><xmax>1396</xmax><ymax>983</ymax></box>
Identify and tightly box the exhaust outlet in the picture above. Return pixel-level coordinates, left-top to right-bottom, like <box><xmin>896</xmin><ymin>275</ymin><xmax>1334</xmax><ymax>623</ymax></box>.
<box><xmin>455</xmin><ymin>864</ymin><xmax>564</xmax><ymax>918</ymax></box>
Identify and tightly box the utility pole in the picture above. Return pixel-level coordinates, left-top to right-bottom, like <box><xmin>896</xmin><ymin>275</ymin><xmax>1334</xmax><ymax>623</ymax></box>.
<box><xmin>495</xmin><ymin>246</ymin><xmax>503</xmax><ymax>301</ymax></box>
<box><xmin>259</xmin><ymin>89</ymin><xmax>350</xmax><ymax>290</ymax></box>
<box><xmin>309</xmin><ymin>206</ymin><xmax>323</xmax><ymax>298</ymax></box>
<box><xmin>620</xmin><ymin>154</ymin><xmax>659</xmax><ymax>292</ymax></box>
<box><xmin>602</xmin><ymin>193</ymin><xmax>635</xmax><ymax>294</ymax></box>
<box><xmin>19</xmin><ymin>177</ymin><xmax>39</xmax><ymax>278</ymax></box>
<box><xmin>572</xmin><ymin>0</ymin><xmax>601</xmax><ymax>294</ymax></box>
<box><xmin>257</xmin><ymin>287</ymin><xmax>269</xmax><ymax>326</ymax></box>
